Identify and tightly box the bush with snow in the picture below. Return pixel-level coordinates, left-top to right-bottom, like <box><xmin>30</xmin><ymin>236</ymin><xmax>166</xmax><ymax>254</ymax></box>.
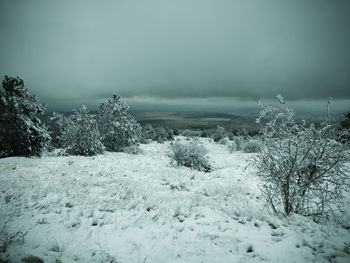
<box><xmin>243</xmin><ymin>139</ymin><xmax>262</xmax><ymax>153</ymax></box>
<box><xmin>169</xmin><ymin>139</ymin><xmax>211</xmax><ymax>172</ymax></box>
<box><xmin>227</xmin><ymin>136</ymin><xmax>257</xmax><ymax>153</ymax></box>
<box><xmin>153</xmin><ymin>126</ymin><xmax>172</xmax><ymax>143</ymax></box>
<box><xmin>227</xmin><ymin>141</ymin><xmax>237</xmax><ymax>153</ymax></box>
<box><xmin>98</xmin><ymin>94</ymin><xmax>141</xmax><ymax>152</ymax></box>
<box><xmin>255</xmin><ymin>95</ymin><xmax>349</xmax><ymax>217</ymax></box>
<box><xmin>173</xmin><ymin>128</ymin><xmax>179</xmax><ymax>136</ymax></box>
<box><xmin>141</xmin><ymin>124</ymin><xmax>174</xmax><ymax>143</ymax></box>
<box><xmin>200</xmin><ymin>130</ymin><xmax>208</xmax><ymax>137</ymax></box>
<box><xmin>60</xmin><ymin>105</ymin><xmax>105</xmax><ymax>156</ymax></box>
<box><xmin>233</xmin><ymin>136</ymin><xmax>244</xmax><ymax>151</ymax></box>
<box><xmin>218</xmin><ymin>137</ymin><xmax>230</xmax><ymax>145</ymax></box>
<box><xmin>0</xmin><ymin>76</ymin><xmax>50</xmax><ymax>157</ymax></box>
<box><xmin>141</xmin><ymin>123</ymin><xmax>156</xmax><ymax>143</ymax></box>
<box><xmin>213</xmin><ymin>125</ymin><xmax>227</xmax><ymax>142</ymax></box>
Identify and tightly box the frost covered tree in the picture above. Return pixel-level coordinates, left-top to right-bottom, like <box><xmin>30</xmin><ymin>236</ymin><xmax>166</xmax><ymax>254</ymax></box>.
<box><xmin>60</xmin><ymin>105</ymin><xmax>105</xmax><ymax>156</ymax></box>
<box><xmin>98</xmin><ymin>94</ymin><xmax>141</xmax><ymax>152</ymax></box>
<box><xmin>0</xmin><ymin>76</ymin><xmax>50</xmax><ymax>157</ymax></box>
<box><xmin>255</xmin><ymin>95</ymin><xmax>349</xmax><ymax>217</ymax></box>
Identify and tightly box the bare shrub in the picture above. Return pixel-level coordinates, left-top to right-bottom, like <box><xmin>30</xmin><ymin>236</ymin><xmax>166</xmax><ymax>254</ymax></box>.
<box><xmin>169</xmin><ymin>139</ymin><xmax>211</xmax><ymax>172</ymax></box>
<box><xmin>255</xmin><ymin>95</ymin><xmax>349</xmax><ymax>218</ymax></box>
<box><xmin>0</xmin><ymin>220</ymin><xmax>37</xmax><ymax>253</ymax></box>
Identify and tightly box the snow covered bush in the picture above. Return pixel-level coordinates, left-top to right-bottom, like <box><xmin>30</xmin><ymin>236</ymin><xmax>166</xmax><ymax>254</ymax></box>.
<box><xmin>141</xmin><ymin>124</ymin><xmax>174</xmax><ymax>143</ymax></box>
<box><xmin>213</xmin><ymin>125</ymin><xmax>227</xmax><ymax>142</ymax></box>
<box><xmin>165</xmin><ymin>128</ymin><xmax>175</xmax><ymax>141</ymax></box>
<box><xmin>238</xmin><ymin>128</ymin><xmax>250</xmax><ymax>138</ymax></box>
<box><xmin>169</xmin><ymin>139</ymin><xmax>211</xmax><ymax>172</ymax></box>
<box><xmin>233</xmin><ymin>136</ymin><xmax>244</xmax><ymax>151</ymax></box>
<box><xmin>173</xmin><ymin>128</ymin><xmax>179</xmax><ymax>136</ymax></box>
<box><xmin>0</xmin><ymin>76</ymin><xmax>50</xmax><ymax>157</ymax></box>
<box><xmin>243</xmin><ymin>139</ymin><xmax>262</xmax><ymax>153</ymax></box>
<box><xmin>255</xmin><ymin>95</ymin><xmax>349</xmax><ymax>217</ymax></box>
<box><xmin>228</xmin><ymin>141</ymin><xmax>237</xmax><ymax>153</ymax></box>
<box><xmin>200</xmin><ymin>130</ymin><xmax>208</xmax><ymax>137</ymax></box>
<box><xmin>98</xmin><ymin>94</ymin><xmax>141</xmax><ymax>151</ymax></box>
<box><xmin>153</xmin><ymin>127</ymin><xmax>170</xmax><ymax>143</ymax></box>
<box><xmin>60</xmin><ymin>105</ymin><xmax>105</xmax><ymax>156</ymax></box>
<box><xmin>218</xmin><ymin>137</ymin><xmax>230</xmax><ymax>145</ymax></box>
<box><xmin>227</xmin><ymin>136</ymin><xmax>251</xmax><ymax>153</ymax></box>
<box><xmin>141</xmin><ymin>123</ymin><xmax>156</xmax><ymax>143</ymax></box>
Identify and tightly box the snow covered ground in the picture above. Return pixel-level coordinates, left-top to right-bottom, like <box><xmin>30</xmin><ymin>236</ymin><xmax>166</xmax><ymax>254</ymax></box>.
<box><xmin>1</xmin><ymin>137</ymin><xmax>349</xmax><ymax>263</ymax></box>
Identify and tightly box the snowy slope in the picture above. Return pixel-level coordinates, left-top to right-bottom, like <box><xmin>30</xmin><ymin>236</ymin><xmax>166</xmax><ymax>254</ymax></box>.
<box><xmin>0</xmin><ymin>138</ymin><xmax>349</xmax><ymax>263</ymax></box>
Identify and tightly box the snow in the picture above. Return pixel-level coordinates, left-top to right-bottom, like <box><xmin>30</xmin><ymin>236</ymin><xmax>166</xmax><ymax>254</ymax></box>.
<box><xmin>1</xmin><ymin>137</ymin><xmax>349</xmax><ymax>263</ymax></box>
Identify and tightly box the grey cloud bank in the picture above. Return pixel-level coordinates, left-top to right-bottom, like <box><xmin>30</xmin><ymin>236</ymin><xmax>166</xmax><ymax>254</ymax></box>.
<box><xmin>0</xmin><ymin>0</ymin><xmax>349</xmax><ymax>113</ymax></box>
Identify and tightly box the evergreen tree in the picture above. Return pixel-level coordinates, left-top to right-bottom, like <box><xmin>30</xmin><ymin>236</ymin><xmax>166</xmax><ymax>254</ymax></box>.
<box><xmin>0</xmin><ymin>76</ymin><xmax>50</xmax><ymax>157</ymax></box>
<box><xmin>48</xmin><ymin>112</ymin><xmax>65</xmax><ymax>148</ymax></box>
<box><xmin>98</xmin><ymin>94</ymin><xmax>141</xmax><ymax>151</ymax></box>
<box><xmin>62</xmin><ymin>105</ymin><xmax>105</xmax><ymax>156</ymax></box>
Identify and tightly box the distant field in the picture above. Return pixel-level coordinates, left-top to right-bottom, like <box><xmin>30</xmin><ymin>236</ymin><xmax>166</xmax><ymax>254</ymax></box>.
<box><xmin>200</xmin><ymin>117</ymin><xmax>231</xmax><ymax>122</ymax></box>
<box><xmin>131</xmin><ymin>111</ymin><xmax>260</xmax><ymax>131</ymax></box>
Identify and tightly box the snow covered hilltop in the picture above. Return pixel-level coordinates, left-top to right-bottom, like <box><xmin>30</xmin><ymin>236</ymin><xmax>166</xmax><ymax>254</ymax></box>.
<box><xmin>1</xmin><ymin>138</ymin><xmax>349</xmax><ymax>263</ymax></box>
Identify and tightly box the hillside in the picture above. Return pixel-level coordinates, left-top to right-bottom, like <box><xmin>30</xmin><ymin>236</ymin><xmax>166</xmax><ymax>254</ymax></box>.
<box><xmin>1</xmin><ymin>138</ymin><xmax>349</xmax><ymax>263</ymax></box>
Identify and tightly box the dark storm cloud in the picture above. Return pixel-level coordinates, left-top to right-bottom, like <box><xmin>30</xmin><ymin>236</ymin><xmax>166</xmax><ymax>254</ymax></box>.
<box><xmin>0</xmin><ymin>0</ymin><xmax>349</xmax><ymax>111</ymax></box>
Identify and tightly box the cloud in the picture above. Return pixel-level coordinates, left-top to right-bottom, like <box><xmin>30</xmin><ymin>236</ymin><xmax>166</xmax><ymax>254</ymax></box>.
<box><xmin>0</xmin><ymin>0</ymin><xmax>349</xmax><ymax>111</ymax></box>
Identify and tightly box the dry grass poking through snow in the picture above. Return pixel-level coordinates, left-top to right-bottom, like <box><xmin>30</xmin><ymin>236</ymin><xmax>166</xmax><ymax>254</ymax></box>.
<box><xmin>0</xmin><ymin>137</ymin><xmax>349</xmax><ymax>263</ymax></box>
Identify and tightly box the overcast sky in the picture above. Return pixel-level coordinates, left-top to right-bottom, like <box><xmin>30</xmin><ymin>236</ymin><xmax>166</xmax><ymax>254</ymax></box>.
<box><xmin>0</xmin><ymin>0</ymin><xmax>349</xmax><ymax>113</ymax></box>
